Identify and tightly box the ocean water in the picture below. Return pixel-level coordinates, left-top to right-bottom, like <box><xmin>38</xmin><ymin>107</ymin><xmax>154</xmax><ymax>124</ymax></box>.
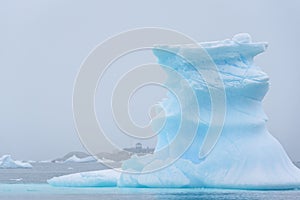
<box><xmin>0</xmin><ymin>162</ymin><xmax>111</xmax><ymax>184</ymax></box>
<box><xmin>0</xmin><ymin>163</ymin><xmax>300</xmax><ymax>200</ymax></box>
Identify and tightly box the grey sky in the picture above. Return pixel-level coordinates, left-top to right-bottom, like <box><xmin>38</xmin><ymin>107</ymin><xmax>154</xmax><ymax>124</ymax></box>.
<box><xmin>1</xmin><ymin>0</ymin><xmax>300</xmax><ymax>161</ymax></box>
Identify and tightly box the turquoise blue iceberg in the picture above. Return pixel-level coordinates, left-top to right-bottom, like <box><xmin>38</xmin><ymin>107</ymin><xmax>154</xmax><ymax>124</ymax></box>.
<box><xmin>48</xmin><ymin>34</ymin><xmax>300</xmax><ymax>189</ymax></box>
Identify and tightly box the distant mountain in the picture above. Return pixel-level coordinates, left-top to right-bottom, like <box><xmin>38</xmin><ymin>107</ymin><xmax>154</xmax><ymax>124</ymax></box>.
<box><xmin>52</xmin><ymin>151</ymin><xmax>91</xmax><ymax>163</ymax></box>
<box><xmin>52</xmin><ymin>151</ymin><xmax>132</xmax><ymax>163</ymax></box>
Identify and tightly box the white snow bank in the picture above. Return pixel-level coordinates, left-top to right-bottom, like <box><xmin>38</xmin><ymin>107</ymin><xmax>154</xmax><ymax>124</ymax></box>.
<box><xmin>0</xmin><ymin>155</ymin><xmax>32</xmax><ymax>169</ymax></box>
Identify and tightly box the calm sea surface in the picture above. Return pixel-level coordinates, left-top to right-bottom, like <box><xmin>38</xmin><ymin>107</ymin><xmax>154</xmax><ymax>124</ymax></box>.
<box><xmin>0</xmin><ymin>162</ymin><xmax>300</xmax><ymax>200</ymax></box>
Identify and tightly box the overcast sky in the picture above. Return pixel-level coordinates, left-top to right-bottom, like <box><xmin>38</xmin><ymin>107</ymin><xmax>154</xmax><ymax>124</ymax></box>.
<box><xmin>1</xmin><ymin>0</ymin><xmax>300</xmax><ymax>161</ymax></box>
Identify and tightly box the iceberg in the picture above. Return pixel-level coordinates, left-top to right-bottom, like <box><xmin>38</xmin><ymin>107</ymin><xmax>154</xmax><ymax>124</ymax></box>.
<box><xmin>60</xmin><ymin>155</ymin><xmax>116</xmax><ymax>164</ymax></box>
<box><xmin>48</xmin><ymin>34</ymin><xmax>300</xmax><ymax>189</ymax></box>
<box><xmin>62</xmin><ymin>155</ymin><xmax>97</xmax><ymax>163</ymax></box>
<box><xmin>48</xmin><ymin>169</ymin><xmax>121</xmax><ymax>187</ymax></box>
<box><xmin>97</xmin><ymin>158</ymin><xmax>115</xmax><ymax>164</ymax></box>
<box><xmin>38</xmin><ymin>159</ymin><xmax>52</xmax><ymax>163</ymax></box>
<box><xmin>0</xmin><ymin>155</ymin><xmax>32</xmax><ymax>169</ymax></box>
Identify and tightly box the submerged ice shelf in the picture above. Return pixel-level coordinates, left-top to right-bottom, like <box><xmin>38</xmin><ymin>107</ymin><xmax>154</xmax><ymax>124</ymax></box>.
<box><xmin>48</xmin><ymin>34</ymin><xmax>300</xmax><ymax>189</ymax></box>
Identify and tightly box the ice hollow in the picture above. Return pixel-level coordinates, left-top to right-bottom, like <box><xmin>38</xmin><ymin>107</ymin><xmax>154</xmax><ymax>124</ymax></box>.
<box><xmin>48</xmin><ymin>34</ymin><xmax>300</xmax><ymax>189</ymax></box>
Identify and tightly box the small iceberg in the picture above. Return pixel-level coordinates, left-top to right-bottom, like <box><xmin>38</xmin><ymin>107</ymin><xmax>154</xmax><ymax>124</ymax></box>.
<box><xmin>97</xmin><ymin>158</ymin><xmax>115</xmax><ymax>164</ymax></box>
<box><xmin>10</xmin><ymin>178</ymin><xmax>23</xmax><ymax>182</ymax></box>
<box><xmin>48</xmin><ymin>169</ymin><xmax>121</xmax><ymax>187</ymax></box>
<box><xmin>38</xmin><ymin>159</ymin><xmax>52</xmax><ymax>163</ymax></box>
<box><xmin>63</xmin><ymin>155</ymin><xmax>96</xmax><ymax>163</ymax></box>
<box><xmin>0</xmin><ymin>155</ymin><xmax>32</xmax><ymax>169</ymax></box>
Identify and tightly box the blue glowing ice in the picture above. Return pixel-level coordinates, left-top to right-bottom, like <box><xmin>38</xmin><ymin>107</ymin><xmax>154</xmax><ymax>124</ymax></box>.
<box><xmin>48</xmin><ymin>34</ymin><xmax>300</xmax><ymax>189</ymax></box>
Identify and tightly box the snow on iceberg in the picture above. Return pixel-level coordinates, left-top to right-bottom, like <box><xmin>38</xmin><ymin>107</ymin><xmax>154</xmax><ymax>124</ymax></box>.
<box><xmin>97</xmin><ymin>158</ymin><xmax>115</xmax><ymax>164</ymax></box>
<box><xmin>63</xmin><ymin>155</ymin><xmax>96</xmax><ymax>163</ymax></box>
<box><xmin>0</xmin><ymin>155</ymin><xmax>32</xmax><ymax>169</ymax></box>
<box><xmin>38</xmin><ymin>159</ymin><xmax>52</xmax><ymax>163</ymax></box>
<box><xmin>48</xmin><ymin>34</ymin><xmax>300</xmax><ymax>189</ymax></box>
